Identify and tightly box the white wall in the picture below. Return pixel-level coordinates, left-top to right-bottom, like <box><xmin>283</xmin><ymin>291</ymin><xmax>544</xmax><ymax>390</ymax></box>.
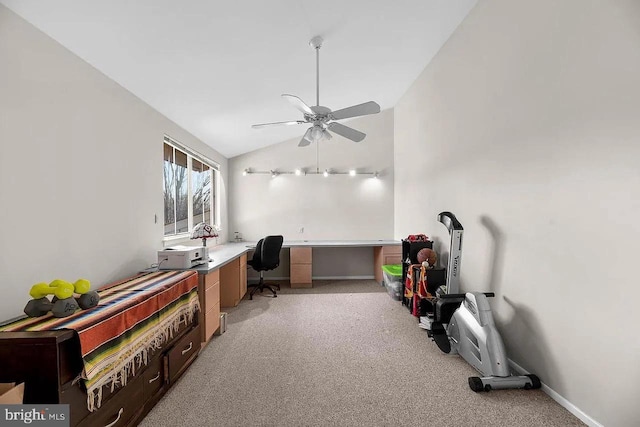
<box><xmin>0</xmin><ymin>5</ymin><xmax>229</xmax><ymax>319</ymax></box>
<box><xmin>229</xmin><ymin>109</ymin><xmax>394</xmax><ymax>278</ymax></box>
<box><xmin>394</xmin><ymin>1</ymin><xmax>640</xmax><ymax>426</ymax></box>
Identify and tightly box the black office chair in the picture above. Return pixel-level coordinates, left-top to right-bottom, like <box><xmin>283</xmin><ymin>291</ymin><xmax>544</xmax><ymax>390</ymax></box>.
<box><xmin>247</xmin><ymin>235</ymin><xmax>284</xmax><ymax>299</ymax></box>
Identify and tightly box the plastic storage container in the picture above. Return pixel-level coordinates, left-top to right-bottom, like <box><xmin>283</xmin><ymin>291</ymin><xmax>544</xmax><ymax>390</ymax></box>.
<box><xmin>382</xmin><ymin>264</ymin><xmax>403</xmax><ymax>301</ymax></box>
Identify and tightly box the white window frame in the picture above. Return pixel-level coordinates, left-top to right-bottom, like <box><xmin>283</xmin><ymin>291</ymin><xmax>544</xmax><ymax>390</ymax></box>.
<box><xmin>163</xmin><ymin>135</ymin><xmax>220</xmax><ymax>242</ymax></box>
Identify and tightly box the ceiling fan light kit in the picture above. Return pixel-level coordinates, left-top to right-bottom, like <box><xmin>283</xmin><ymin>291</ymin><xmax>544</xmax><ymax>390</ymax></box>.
<box><xmin>251</xmin><ymin>36</ymin><xmax>381</xmax><ymax>147</ymax></box>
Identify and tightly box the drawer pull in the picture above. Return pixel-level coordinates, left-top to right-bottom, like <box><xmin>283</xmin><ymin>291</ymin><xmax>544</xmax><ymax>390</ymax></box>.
<box><xmin>104</xmin><ymin>408</ymin><xmax>124</xmax><ymax>427</ymax></box>
<box><xmin>181</xmin><ymin>342</ymin><xmax>193</xmax><ymax>355</ymax></box>
<box><xmin>148</xmin><ymin>372</ymin><xmax>161</xmax><ymax>383</ymax></box>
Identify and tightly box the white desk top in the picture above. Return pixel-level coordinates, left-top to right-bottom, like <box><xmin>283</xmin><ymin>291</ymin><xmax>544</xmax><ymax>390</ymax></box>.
<box><xmin>191</xmin><ymin>242</ymin><xmax>251</xmax><ymax>272</ymax></box>
<box><xmin>190</xmin><ymin>239</ymin><xmax>400</xmax><ymax>274</ymax></box>
<box><xmin>283</xmin><ymin>239</ymin><xmax>400</xmax><ymax>248</ymax></box>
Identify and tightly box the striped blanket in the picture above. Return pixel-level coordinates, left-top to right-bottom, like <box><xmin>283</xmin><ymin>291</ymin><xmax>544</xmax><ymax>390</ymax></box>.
<box><xmin>0</xmin><ymin>270</ymin><xmax>200</xmax><ymax>411</ymax></box>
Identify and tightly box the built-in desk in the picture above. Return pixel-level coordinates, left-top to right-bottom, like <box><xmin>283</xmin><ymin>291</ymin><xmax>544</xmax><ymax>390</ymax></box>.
<box><xmin>281</xmin><ymin>240</ymin><xmax>401</xmax><ymax>287</ymax></box>
<box><xmin>190</xmin><ymin>243</ymin><xmax>250</xmax><ymax>344</ymax></box>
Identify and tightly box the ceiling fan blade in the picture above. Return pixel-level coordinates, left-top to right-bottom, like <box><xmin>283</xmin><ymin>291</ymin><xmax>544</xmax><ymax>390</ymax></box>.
<box><xmin>328</xmin><ymin>122</ymin><xmax>366</xmax><ymax>142</ymax></box>
<box><xmin>252</xmin><ymin>120</ymin><xmax>306</xmax><ymax>129</ymax></box>
<box><xmin>329</xmin><ymin>101</ymin><xmax>380</xmax><ymax>121</ymax></box>
<box><xmin>298</xmin><ymin>128</ymin><xmax>313</xmax><ymax>147</ymax></box>
<box><xmin>282</xmin><ymin>94</ymin><xmax>315</xmax><ymax>115</ymax></box>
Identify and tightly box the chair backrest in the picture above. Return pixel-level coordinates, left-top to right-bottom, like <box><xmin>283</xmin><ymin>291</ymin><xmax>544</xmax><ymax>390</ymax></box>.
<box><xmin>250</xmin><ymin>238</ymin><xmax>264</xmax><ymax>269</ymax></box>
<box><xmin>260</xmin><ymin>235</ymin><xmax>283</xmax><ymax>271</ymax></box>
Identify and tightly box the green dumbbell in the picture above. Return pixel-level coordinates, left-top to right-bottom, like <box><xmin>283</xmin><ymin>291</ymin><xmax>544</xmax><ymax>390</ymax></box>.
<box><xmin>73</xmin><ymin>279</ymin><xmax>91</xmax><ymax>295</ymax></box>
<box><xmin>30</xmin><ymin>280</ymin><xmax>74</xmax><ymax>300</ymax></box>
<box><xmin>40</xmin><ymin>280</ymin><xmax>79</xmax><ymax>317</ymax></box>
<box><xmin>72</xmin><ymin>279</ymin><xmax>100</xmax><ymax>310</ymax></box>
<box><xmin>24</xmin><ymin>280</ymin><xmax>76</xmax><ymax>318</ymax></box>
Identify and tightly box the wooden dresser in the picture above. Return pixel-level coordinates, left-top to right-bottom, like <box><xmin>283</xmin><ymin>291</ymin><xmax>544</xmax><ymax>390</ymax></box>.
<box><xmin>0</xmin><ymin>321</ymin><xmax>200</xmax><ymax>427</ymax></box>
<box><xmin>0</xmin><ymin>270</ymin><xmax>202</xmax><ymax>427</ymax></box>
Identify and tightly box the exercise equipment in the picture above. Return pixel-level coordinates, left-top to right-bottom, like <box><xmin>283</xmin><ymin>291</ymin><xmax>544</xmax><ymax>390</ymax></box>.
<box><xmin>23</xmin><ymin>297</ymin><xmax>53</xmax><ymax>317</ymax></box>
<box><xmin>30</xmin><ymin>280</ymin><xmax>74</xmax><ymax>300</ymax></box>
<box><xmin>26</xmin><ymin>280</ymin><xmax>77</xmax><ymax>317</ymax></box>
<box><xmin>76</xmin><ymin>290</ymin><xmax>99</xmax><ymax>309</ymax></box>
<box><xmin>23</xmin><ymin>278</ymin><xmax>99</xmax><ymax>318</ymax></box>
<box><xmin>427</xmin><ymin>212</ymin><xmax>541</xmax><ymax>392</ymax></box>
<box><xmin>438</xmin><ymin>211</ymin><xmax>463</xmax><ymax>294</ymax></box>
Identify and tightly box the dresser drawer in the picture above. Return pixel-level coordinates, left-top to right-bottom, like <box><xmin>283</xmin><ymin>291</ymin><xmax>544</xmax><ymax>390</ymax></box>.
<box><xmin>204</xmin><ymin>281</ymin><xmax>220</xmax><ymax>312</ymax></box>
<box><xmin>142</xmin><ymin>356</ymin><xmax>164</xmax><ymax>402</ymax></box>
<box><xmin>77</xmin><ymin>375</ymin><xmax>143</xmax><ymax>427</ymax></box>
<box><xmin>204</xmin><ymin>270</ymin><xmax>220</xmax><ymax>289</ymax></box>
<box><xmin>167</xmin><ymin>325</ymin><xmax>200</xmax><ymax>383</ymax></box>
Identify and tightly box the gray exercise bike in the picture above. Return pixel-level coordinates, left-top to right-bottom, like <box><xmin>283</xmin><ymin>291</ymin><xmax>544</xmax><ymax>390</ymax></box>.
<box><xmin>426</xmin><ymin>212</ymin><xmax>541</xmax><ymax>392</ymax></box>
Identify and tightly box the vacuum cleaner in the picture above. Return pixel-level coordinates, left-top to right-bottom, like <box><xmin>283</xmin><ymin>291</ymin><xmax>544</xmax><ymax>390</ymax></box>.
<box><xmin>427</xmin><ymin>211</ymin><xmax>541</xmax><ymax>392</ymax></box>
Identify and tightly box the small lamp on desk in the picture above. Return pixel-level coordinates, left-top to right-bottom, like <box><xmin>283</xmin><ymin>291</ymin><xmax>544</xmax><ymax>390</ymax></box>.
<box><xmin>191</xmin><ymin>222</ymin><xmax>219</xmax><ymax>262</ymax></box>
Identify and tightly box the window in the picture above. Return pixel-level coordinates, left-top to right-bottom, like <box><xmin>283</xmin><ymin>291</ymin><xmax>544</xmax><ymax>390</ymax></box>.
<box><xmin>163</xmin><ymin>137</ymin><xmax>218</xmax><ymax>238</ymax></box>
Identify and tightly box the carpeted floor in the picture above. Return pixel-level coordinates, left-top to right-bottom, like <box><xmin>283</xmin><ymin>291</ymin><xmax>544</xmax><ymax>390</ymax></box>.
<box><xmin>140</xmin><ymin>280</ymin><xmax>584</xmax><ymax>427</ymax></box>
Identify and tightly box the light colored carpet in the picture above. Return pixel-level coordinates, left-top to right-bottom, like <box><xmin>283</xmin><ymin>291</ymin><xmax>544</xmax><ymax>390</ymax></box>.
<box><xmin>140</xmin><ymin>280</ymin><xmax>584</xmax><ymax>427</ymax></box>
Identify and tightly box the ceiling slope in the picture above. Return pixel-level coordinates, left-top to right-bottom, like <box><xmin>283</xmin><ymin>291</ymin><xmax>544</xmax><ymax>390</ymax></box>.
<box><xmin>1</xmin><ymin>0</ymin><xmax>477</xmax><ymax>157</ymax></box>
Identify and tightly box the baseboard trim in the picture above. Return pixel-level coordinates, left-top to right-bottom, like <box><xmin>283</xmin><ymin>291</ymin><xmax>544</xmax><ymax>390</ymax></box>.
<box><xmin>508</xmin><ymin>359</ymin><xmax>603</xmax><ymax>427</ymax></box>
<box><xmin>247</xmin><ymin>277</ymin><xmax>288</xmax><ymax>284</ymax></box>
<box><xmin>248</xmin><ymin>276</ymin><xmax>375</xmax><ymax>284</ymax></box>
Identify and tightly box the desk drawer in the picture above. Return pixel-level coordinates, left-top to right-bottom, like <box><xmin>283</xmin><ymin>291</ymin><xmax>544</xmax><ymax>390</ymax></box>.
<box><xmin>383</xmin><ymin>245</ymin><xmax>402</xmax><ymax>255</ymax></box>
<box><xmin>167</xmin><ymin>325</ymin><xmax>200</xmax><ymax>383</ymax></box>
<box><xmin>383</xmin><ymin>245</ymin><xmax>402</xmax><ymax>265</ymax></box>
<box><xmin>384</xmin><ymin>254</ymin><xmax>402</xmax><ymax>265</ymax></box>
<box><xmin>77</xmin><ymin>376</ymin><xmax>143</xmax><ymax>427</ymax></box>
<box><xmin>290</xmin><ymin>247</ymin><xmax>312</xmax><ymax>264</ymax></box>
<box><xmin>204</xmin><ymin>281</ymin><xmax>220</xmax><ymax>312</ymax></box>
<box><xmin>290</xmin><ymin>264</ymin><xmax>312</xmax><ymax>284</ymax></box>
<box><xmin>205</xmin><ymin>270</ymin><xmax>220</xmax><ymax>289</ymax></box>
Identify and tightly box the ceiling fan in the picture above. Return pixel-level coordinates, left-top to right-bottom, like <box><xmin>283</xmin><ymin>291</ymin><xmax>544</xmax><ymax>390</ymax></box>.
<box><xmin>251</xmin><ymin>36</ymin><xmax>381</xmax><ymax>147</ymax></box>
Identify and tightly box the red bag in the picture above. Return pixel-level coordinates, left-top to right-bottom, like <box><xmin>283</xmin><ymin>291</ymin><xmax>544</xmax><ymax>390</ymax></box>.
<box><xmin>406</xmin><ymin>264</ymin><xmax>435</xmax><ymax>316</ymax></box>
<box><xmin>406</xmin><ymin>234</ymin><xmax>429</xmax><ymax>242</ymax></box>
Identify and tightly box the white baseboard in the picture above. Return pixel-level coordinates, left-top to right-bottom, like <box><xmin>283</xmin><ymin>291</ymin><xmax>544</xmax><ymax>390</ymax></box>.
<box><xmin>248</xmin><ymin>277</ymin><xmax>289</xmax><ymax>282</ymax></box>
<box><xmin>248</xmin><ymin>276</ymin><xmax>375</xmax><ymax>284</ymax></box>
<box><xmin>508</xmin><ymin>359</ymin><xmax>603</xmax><ymax>427</ymax></box>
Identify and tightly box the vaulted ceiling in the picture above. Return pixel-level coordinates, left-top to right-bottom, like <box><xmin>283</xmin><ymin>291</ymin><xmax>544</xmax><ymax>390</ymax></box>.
<box><xmin>1</xmin><ymin>0</ymin><xmax>477</xmax><ymax>158</ymax></box>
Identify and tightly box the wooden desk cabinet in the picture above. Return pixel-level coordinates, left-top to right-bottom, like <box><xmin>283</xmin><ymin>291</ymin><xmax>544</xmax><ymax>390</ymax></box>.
<box><xmin>290</xmin><ymin>247</ymin><xmax>312</xmax><ymax>288</ymax></box>
<box><xmin>220</xmin><ymin>253</ymin><xmax>248</xmax><ymax>308</ymax></box>
<box><xmin>240</xmin><ymin>254</ymin><xmax>247</xmax><ymax>299</ymax></box>
<box><xmin>373</xmin><ymin>245</ymin><xmax>403</xmax><ymax>283</ymax></box>
<box><xmin>198</xmin><ymin>269</ymin><xmax>220</xmax><ymax>344</ymax></box>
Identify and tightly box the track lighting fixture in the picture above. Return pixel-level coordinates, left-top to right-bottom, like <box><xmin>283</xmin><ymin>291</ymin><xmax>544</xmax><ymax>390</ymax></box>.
<box><xmin>243</xmin><ymin>169</ymin><xmax>379</xmax><ymax>178</ymax></box>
